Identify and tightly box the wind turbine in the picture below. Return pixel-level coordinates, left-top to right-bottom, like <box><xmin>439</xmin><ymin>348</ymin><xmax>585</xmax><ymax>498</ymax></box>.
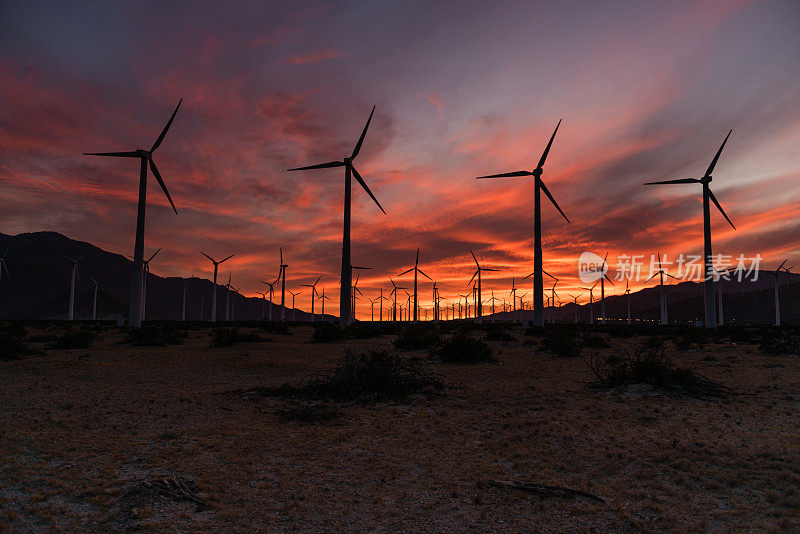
<box><xmin>645</xmin><ymin>253</ymin><xmax>678</xmax><ymax>325</ymax></box>
<box><xmin>319</xmin><ymin>287</ymin><xmax>331</xmax><ymax>321</ymax></box>
<box><xmin>590</xmin><ymin>253</ymin><xmax>613</xmax><ymax>324</ymax></box>
<box><xmin>89</xmin><ymin>276</ymin><xmax>99</xmax><ymax>320</ymax></box>
<box><xmin>61</xmin><ymin>254</ymin><xmax>84</xmax><ymax>321</ymax></box>
<box><xmin>350</xmin><ymin>265</ymin><xmax>371</xmax><ymax>321</ymax></box>
<box><xmin>377</xmin><ymin>286</ymin><xmax>390</xmax><ymax>322</ymax></box>
<box><xmin>288</xmin><ymin>290</ymin><xmax>301</xmax><ymax>321</ymax></box>
<box><xmin>225</xmin><ymin>273</ymin><xmax>233</xmax><ymax>321</ymax></box>
<box><xmin>580</xmin><ymin>281</ymin><xmax>599</xmax><ymax>324</ymax></box>
<box><xmin>389</xmin><ymin>278</ymin><xmax>407</xmax><ymax>321</ymax></box>
<box><xmin>771</xmin><ymin>259</ymin><xmax>791</xmax><ymax>326</ymax></box>
<box><xmin>510</xmin><ymin>278</ymin><xmax>519</xmax><ymax>323</ymax></box>
<box><xmin>524</xmin><ymin>269</ymin><xmax>556</xmax><ymax>323</ymax></box>
<box><xmin>201</xmin><ymin>252</ymin><xmax>235</xmax><ymax>322</ymax></box>
<box><xmin>260</xmin><ymin>278</ymin><xmax>277</xmax><ymax>321</ymax></box>
<box><xmin>468</xmin><ymin>250</ymin><xmax>500</xmax><ymax>323</ymax></box>
<box><xmin>569</xmin><ymin>294</ymin><xmax>580</xmax><ymax>323</ymax></box>
<box><xmin>644</xmin><ymin>130</ymin><xmax>736</xmax><ymax>328</ymax></box>
<box><xmin>397</xmin><ymin>247</ymin><xmax>432</xmax><ymax>322</ymax></box>
<box><xmin>277</xmin><ymin>248</ymin><xmax>288</xmax><ymax>321</ymax></box>
<box><xmin>84</xmin><ymin>99</ymin><xmax>182</xmax><ymax>328</ymax></box>
<box><xmin>256</xmin><ymin>290</ymin><xmax>268</xmax><ymax>319</ymax></box>
<box><xmin>624</xmin><ymin>280</ymin><xmax>631</xmax><ymax>324</ymax></box>
<box><xmin>302</xmin><ymin>277</ymin><xmax>321</xmax><ymax>322</ymax></box>
<box><xmin>404</xmin><ymin>290</ymin><xmax>412</xmax><ymax>322</ymax></box>
<box><xmin>287</xmin><ymin>106</ymin><xmax>386</xmax><ymax>327</ymax></box>
<box><xmin>139</xmin><ymin>248</ymin><xmax>160</xmax><ymax>323</ymax></box>
<box><xmin>477</xmin><ymin>120</ymin><xmax>569</xmax><ymax>326</ymax></box>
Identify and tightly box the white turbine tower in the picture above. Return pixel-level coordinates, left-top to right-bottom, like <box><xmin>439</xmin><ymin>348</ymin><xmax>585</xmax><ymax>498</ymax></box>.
<box><xmin>62</xmin><ymin>254</ymin><xmax>85</xmax><ymax>321</ymax></box>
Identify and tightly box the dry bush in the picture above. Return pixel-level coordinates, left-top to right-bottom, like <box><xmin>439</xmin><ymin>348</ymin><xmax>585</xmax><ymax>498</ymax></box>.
<box><xmin>250</xmin><ymin>347</ymin><xmax>443</xmax><ymax>403</ymax></box>
<box><xmin>588</xmin><ymin>342</ymin><xmax>728</xmax><ymax>398</ymax></box>
<box><xmin>430</xmin><ymin>332</ymin><xmax>496</xmax><ymax>364</ymax></box>
<box><xmin>394</xmin><ymin>323</ymin><xmax>440</xmax><ymax>350</ymax></box>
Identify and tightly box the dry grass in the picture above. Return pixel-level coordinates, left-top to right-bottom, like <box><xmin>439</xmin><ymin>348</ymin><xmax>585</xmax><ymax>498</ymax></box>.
<box><xmin>0</xmin><ymin>323</ymin><xmax>798</xmax><ymax>532</ymax></box>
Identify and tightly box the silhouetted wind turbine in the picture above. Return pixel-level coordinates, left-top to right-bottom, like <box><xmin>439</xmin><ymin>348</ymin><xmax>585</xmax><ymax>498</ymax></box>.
<box><xmin>260</xmin><ymin>278</ymin><xmax>277</xmax><ymax>321</ymax></box>
<box><xmin>287</xmin><ymin>106</ymin><xmax>386</xmax><ymax>327</ymax></box>
<box><xmin>84</xmin><ymin>99</ymin><xmax>182</xmax><ymax>328</ymax></box>
<box><xmin>510</xmin><ymin>278</ymin><xmax>519</xmax><ymax>323</ymax></box>
<box><xmin>569</xmin><ymin>294</ymin><xmax>580</xmax><ymax>323</ymax></box>
<box><xmin>277</xmin><ymin>248</ymin><xmax>288</xmax><ymax>321</ymax></box>
<box><xmin>644</xmin><ymin>130</ymin><xmax>736</xmax><ymax>328</ymax></box>
<box><xmin>624</xmin><ymin>280</ymin><xmax>631</xmax><ymax>324</ymax></box>
<box><xmin>0</xmin><ymin>249</ymin><xmax>10</xmax><ymax>302</ymax></box>
<box><xmin>397</xmin><ymin>247</ymin><xmax>432</xmax><ymax>322</ymax></box>
<box><xmin>524</xmin><ymin>268</ymin><xmax>556</xmax><ymax>323</ymax></box>
<box><xmin>350</xmin><ymin>265</ymin><xmax>371</xmax><ymax>321</ymax></box>
<box><xmin>256</xmin><ymin>290</ymin><xmax>268</xmax><ymax>319</ymax></box>
<box><xmin>592</xmin><ymin>253</ymin><xmax>613</xmax><ymax>324</ymax></box>
<box><xmin>319</xmin><ymin>287</ymin><xmax>331</xmax><ymax>321</ymax></box>
<box><xmin>89</xmin><ymin>276</ymin><xmax>99</xmax><ymax>320</ymax></box>
<box><xmin>61</xmin><ymin>254</ymin><xmax>85</xmax><ymax>321</ymax></box>
<box><xmin>771</xmin><ymin>259</ymin><xmax>790</xmax><ymax>326</ymax></box>
<box><xmin>389</xmin><ymin>278</ymin><xmax>407</xmax><ymax>322</ymax></box>
<box><xmin>201</xmin><ymin>252</ymin><xmax>234</xmax><ymax>322</ymax></box>
<box><xmin>468</xmin><ymin>251</ymin><xmax>499</xmax><ymax>323</ymax></box>
<box><xmin>580</xmin><ymin>281</ymin><xmax>598</xmax><ymax>324</ymax></box>
<box><xmin>302</xmin><ymin>277</ymin><xmax>321</xmax><ymax>322</ymax></box>
<box><xmin>288</xmin><ymin>290</ymin><xmax>301</xmax><ymax>321</ymax></box>
<box><xmin>477</xmin><ymin>120</ymin><xmax>569</xmax><ymax>326</ymax></box>
<box><xmin>225</xmin><ymin>273</ymin><xmax>233</xmax><ymax>321</ymax></box>
<box><xmin>139</xmin><ymin>248</ymin><xmax>160</xmax><ymax>322</ymax></box>
<box><xmin>645</xmin><ymin>253</ymin><xmax>678</xmax><ymax>325</ymax></box>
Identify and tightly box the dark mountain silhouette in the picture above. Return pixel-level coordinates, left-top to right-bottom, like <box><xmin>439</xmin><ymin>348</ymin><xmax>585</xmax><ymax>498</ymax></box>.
<box><xmin>0</xmin><ymin>231</ymin><xmax>796</xmax><ymax>324</ymax></box>
<box><xmin>0</xmin><ymin>232</ymin><xmax>336</xmax><ymax>322</ymax></box>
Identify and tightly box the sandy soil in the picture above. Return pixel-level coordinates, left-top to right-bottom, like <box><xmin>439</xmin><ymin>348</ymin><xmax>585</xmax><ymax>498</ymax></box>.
<box><xmin>1</xmin><ymin>324</ymin><xmax>798</xmax><ymax>532</ymax></box>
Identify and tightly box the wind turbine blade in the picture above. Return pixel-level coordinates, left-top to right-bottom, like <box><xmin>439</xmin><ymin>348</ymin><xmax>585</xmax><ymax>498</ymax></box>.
<box><xmin>707</xmin><ymin>189</ymin><xmax>735</xmax><ymax>230</ymax></box>
<box><xmin>645</xmin><ymin>272</ymin><xmax>658</xmax><ymax>282</ymax></box>
<box><xmin>355</xmin><ymin>287</ymin><xmax>363</xmax><ymax>296</ymax></box>
<box><xmin>476</xmin><ymin>170</ymin><xmax>532</xmax><ymax>179</ymax></box>
<box><xmin>665</xmin><ymin>273</ymin><xmax>680</xmax><ymax>281</ymax></box>
<box><xmin>415</xmin><ymin>246</ymin><xmax>419</xmax><ymax>266</ymax></box>
<box><xmin>468</xmin><ymin>270</ymin><xmax>478</xmax><ymax>285</ymax></box>
<box><xmin>351</xmin><ymin>105</ymin><xmax>375</xmax><ymax>160</ymax></box>
<box><xmin>482</xmin><ymin>268</ymin><xmax>500</xmax><ymax>272</ymax></box>
<box><xmin>604</xmin><ymin>273</ymin><xmax>614</xmax><ymax>285</ymax></box>
<box><xmin>470</xmin><ymin>250</ymin><xmax>479</xmax><ymax>268</ymax></box>
<box><xmin>705</xmin><ymin>129</ymin><xmax>732</xmax><ymax>177</ymax></box>
<box><xmin>314</xmin><ymin>276</ymin><xmax>321</xmax><ymax>285</ymax></box>
<box><xmin>537</xmin><ymin>119</ymin><xmax>562</xmax><ymax>169</ymax></box>
<box><xmin>219</xmin><ymin>254</ymin><xmax>236</xmax><ymax>263</ymax></box>
<box><xmin>83</xmin><ymin>151</ymin><xmax>140</xmax><ymax>157</ymax></box>
<box><xmin>523</xmin><ymin>271</ymin><xmax>535</xmax><ymax>280</ymax></box>
<box><xmin>201</xmin><ymin>252</ymin><xmax>215</xmax><ymax>262</ymax></box>
<box><xmin>287</xmin><ymin>161</ymin><xmax>344</xmax><ymax>171</ymax></box>
<box><xmin>352</xmin><ymin>266</ymin><xmax>371</xmax><ymax>270</ymax></box>
<box><xmin>418</xmin><ymin>268</ymin><xmax>433</xmax><ymax>281</ymax></box>
<box><xmin>397</xmin><ymin>267</ymin><xmax>414</xmax><ymax>276</ymax></box>
<box><xmin>539</xmin><ymin>180</ymin><xmax>569</xmax><ymax>223</ymax></box>
<box><xmin>777</xmin><ymin>259</ymin><xmax>788</xmax><ymax>271</ymax></box>
<box><xmin>149</xmin><ymin>160</ymin><xmax>177</xmax><ymax>213</ymax></box>
<box><xmin>351</xmin><ymin>166</ymin><xmax>386</xmax><ymax>215</ymax></box>
<box><xmin>2</xmin><ymin>262</ymin><xmax>10</xmax><ymax>278</ymax></box>
<box><xmin>147</xmin><ymin>248</ymin><xmax>161</xmax><ymax>262</ymax></box>
<box><xmin>280</xmin><ymin>248</ymin><xmax>283</xmax><ymax>264</ymax></box>
<box><xmin>644</xmin><ymin>178</ymin><xmax>700</xmax><ymax>185</ymax></box>
<box><xmin>543</xmin><ymin>270</ymin><xmax>557</xmax><ymax>280</ymax></box>
<box><xmin>151</xmin><ymin>98</ymin><xmax>182</xmax><ymax>153</ymax></box>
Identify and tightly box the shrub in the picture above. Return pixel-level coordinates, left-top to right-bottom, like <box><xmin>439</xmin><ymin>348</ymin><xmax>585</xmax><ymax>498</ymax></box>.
<box><xmin>121</xmin><ymin>325</ymin><xmax>186</xmax><ymax>347</ymax></box>
<box><xmin>0</xmin><ymin>322</ymin><xmax>29</xmax><ymax>361</ymax></box>
<box><xmin>485</xmin><ymin>324</ymin><xmax>512</xmax><ymax>341</ymax></box>
<box><xmin>48</xmin><ymin>329</ymin><xmax>95</xmax><ymax>349</ymax></box>
<box><xmin>251</xmin><ymin>348</ymin><xmax>442</xmax><ymax>403</ymax></box>
<box><xmin>588</xmin><ymin>342</ymin><xmax>728</xmax><ymax>397</ymax></box>
<box><xmin>394</xmin><ymin>324</ymin><xmax>440</xmax><ymax>350</ymax></box>
<box><xmin>211</xmin><ymin>327</ymin><xmax>262</xmax><ymax>347</ymax></box>
<box><xmin>261</xmin><ymin>321</ymin><xmax>291</xmax><ymax>335</ymax></box>
<box><xmin>346</xmin><ymin>322</ymin><xmax>389</xmax><ymax>339</ymax></box>
<box><xmin>431</xmin><ymin>332</ymin><xmax>496</xmax><ymax>364</ymax></box>
<box><xmin>542</xmin><ymin>329</ymin><xmax>582</xmax><ymax>358</ymax></box>
<box><xmin>759</xmin><ymin>333</ymin><xmax>800</xmax><ymax>355</ymax></box>
<box><xmin>312</xmin><ymin>322</ymin><xmax>346</xmax><ymax>343</ymax></box>
<box><xmin>581</xmin><ymin>333</ymin><xmax>609</xmax><ymax>348</ymax></box>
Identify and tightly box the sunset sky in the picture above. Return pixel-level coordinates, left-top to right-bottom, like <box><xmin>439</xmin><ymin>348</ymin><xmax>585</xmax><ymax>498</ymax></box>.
<box><xmin>2</xmin><ymin>0</ymin><xmax>799</xmax><ymax>318</ymax></box>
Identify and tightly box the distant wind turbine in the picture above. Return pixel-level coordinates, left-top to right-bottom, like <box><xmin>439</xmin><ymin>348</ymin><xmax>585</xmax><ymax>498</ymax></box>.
<box><xmin>319</xmin><ymin>286</ymin><xmax>331</xmax><ymax>321</ymax></box>
<box><xmin>277</xmin><ymin>248</ymin><xmax>288</xmax><ymax>321</ymax></box>
<box><xmin>389</xmin><ymin>278</ymin><xmax>407</xmax><ymax>322</ymax></box>
<box><xmin>201</xmin><ymin>252</ymin><xmax>235</xmax><ymax>322</ymax></box>
<box><xmin>84</xmin><ymin>99</ymin><xmax>182</xmax><ymax>328</ymax></box>
<box><xmin>61</xmin><ymin>254</ymin><xmax>85</xmax><ymax>321</ymax></box>
<box><xmin>644</xmin><ymin>130</ymin><xmax>736</xmax><ymax>328</ymax></box>
<box><xmin>89</xmin><ymin>276</ymin><xmax>99</xmax><ymax>320</ymax></box>
<box><xmin>477</xmin><ymin>120</ymin><xmax>569</xmax><ymax>326</ymax></box>
<box><xmin>139</xmin><ymin>248</ymin><xmax>160</xmax><ymax>323</ymax></box>
<box><xmin>645</xmin><ymin>253</ymin><xmax>678</xmax><ymax>325</ymax></box>
<box><xmin>302</xmin><ymin>277</ymin><xmax>321</xmax><ymax>322</ymax></box>
<box><xmin>771</xmin><ymin>260</ymin><xmax>791</xmax><ymax>326</ymax></box>
<box><xmin>397</xmin><ymin>247</ymin><xmax>432</xmax><ymax>322</ymax></box>
<box><xmin>287</xmin><ymin>106</ymin><xmax>386</xmax><ymax>326</ymax></box>
<box><xmin>260</xmin><ymin>277</ymin><xmax>277</xmax><ymax>321</ymax></box>
<box><xmin>468</xmin><ymin>251</ymin><xmax>500</xmax><ymax>323</ymax></box>
<box><xmin>580</xmin><ymin>281</ymin><xmax>599</xmax><ymax>324</ymax></box>
<box><xmin>624</xmin><ymin>280</ymin><xmax>631</xmax><ymax>324</ymax></box>
<box><xmin>288</xmin><ymin>290</ymin><xmax>301</xmax><ymax>321</ymax></box>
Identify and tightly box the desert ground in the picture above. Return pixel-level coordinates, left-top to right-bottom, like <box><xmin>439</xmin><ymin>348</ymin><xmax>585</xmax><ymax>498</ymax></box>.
<box><xmin>1</xmin><ymin>321</ymin><xmax>798</xmax><ymax>533</ymax></box>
